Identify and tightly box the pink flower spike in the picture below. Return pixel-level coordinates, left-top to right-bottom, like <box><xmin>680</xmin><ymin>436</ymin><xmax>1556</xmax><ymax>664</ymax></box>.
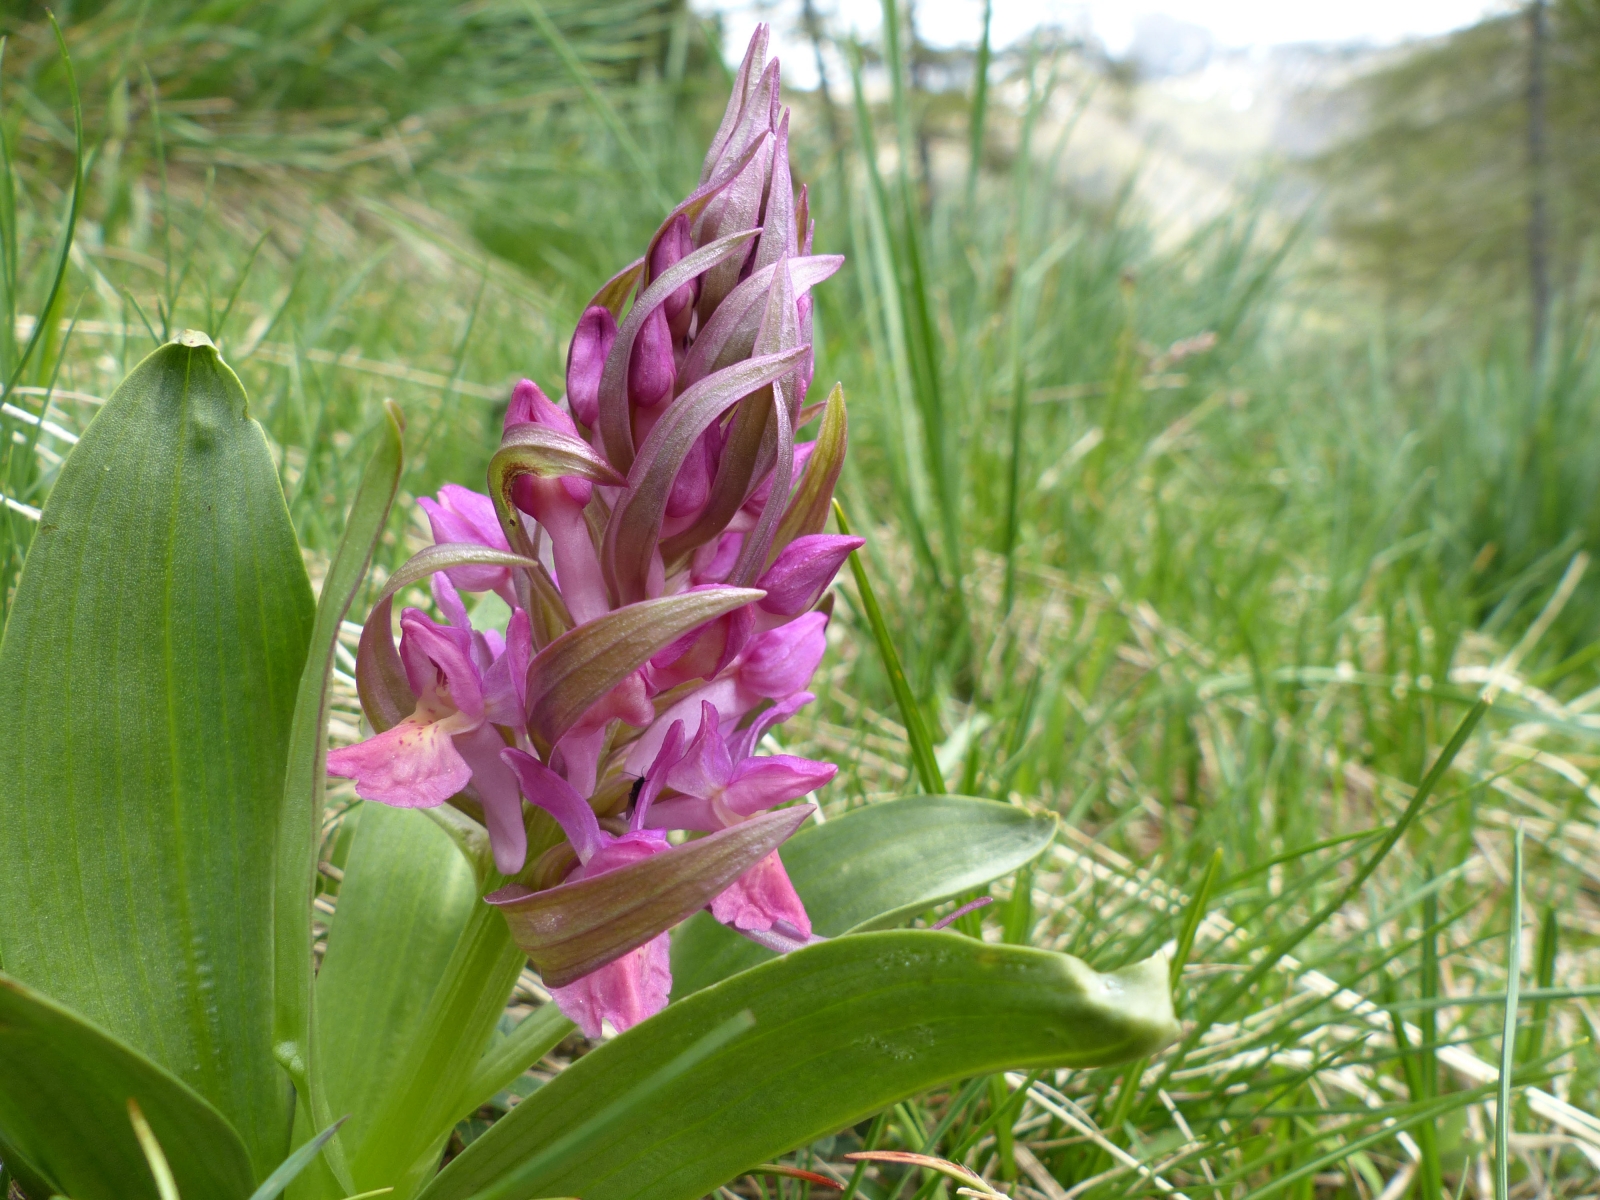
<box><xmin>567</xmin><ymin>305</ymin><xmax>619</xmax><ymax>428</ymax></box>
<box><xmin>755</xmin><ymin>534</ymin><xmax>862</xmax><ymax>616</ymax></box>
<box><xmin>550</xmin><ymin>933</ymin><xmax>672</xmax><ymax>1039</ymax></box>
<box><xmin>502</xmin><ymin>748</ymin><xmax>605</xmax><ymax>864</ymax></box>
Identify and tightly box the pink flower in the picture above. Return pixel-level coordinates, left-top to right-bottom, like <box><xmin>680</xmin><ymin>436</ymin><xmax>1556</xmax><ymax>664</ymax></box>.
<box><xmin>648</xmin><ymin>701</ymin><xmax>832</xmax><ymax>939</ymax></box>
<box><xmin>416</xmin><ymin>484</ymin><xmax>518</xmax><ymax>607</ymax></box>
<box><xmin>502</xmin><ymin>729</ymin><xmax>685</xmax><ymax>1037</ymax></box>
<box><xmin>328</xmin><ymin>578</ymin><xmax>530</xmax><ymax>874</ymax></box>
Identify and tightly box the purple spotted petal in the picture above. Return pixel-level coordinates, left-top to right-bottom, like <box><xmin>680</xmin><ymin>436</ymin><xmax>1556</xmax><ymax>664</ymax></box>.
<box><xmin>326</xmin><ymin>717</ymin><xmax>470</xmax><ymax>809</ymax></box>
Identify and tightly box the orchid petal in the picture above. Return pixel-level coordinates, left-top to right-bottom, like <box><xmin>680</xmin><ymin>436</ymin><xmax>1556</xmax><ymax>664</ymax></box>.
<box><xmin>628</xmin><ymin>305</ymin><xmax>677</xmax><ymax>409</ymax></box>
<box><xmin>710</xmin><ymin>849</ymin><xmax>812</xmax><ymax>937</ymax></box>
<box><xmin>719</xmin><ymin>755</ymin><xmax>837</xmax><ymax>816</ymax></box>
<box><xmin>567</xmin><ymin>305</ymin><xmax>619</xmax><ymax>429</ymax></box>
<box><xmin>633</xmin><ymin>720</ymin><xmax>687</xmax><ymax>832</ymax></box>
<box><xmin>326</xmin><ymin>716</ymin><xmax>470</xmax><ymax>809</ymax></box>
<box><xmin>355</xmin><ymin>542</ymin><xmax>538</xmax><ymax>733</ymax></box>
<box><xmin>501</xmin><ymin>748</ymin><xmax>605</xmax><ymax>864</ymax></box>
<box><xmin>665</xmin><ymin>700</ymin><xmax>735</xmax><ymax>798</ymax></box>
<box><xmin>727</xmin><ymin>690</ymin><xmax>814</xmax><ymax>762</ymax></box>
<box><xmin>550</xmin><ymin>933</ymin><xmax>671</xmax><ymax>1039</ymax></box>
<box><xmin>398</xmin><ymin>608</ymin><xmax>485</xmax><ymax>723</ymax></box>
<box><xmin>737</xmin><ymin>612</ymin><xmax>828</xmax><ymax>700</ymax></box>
<box><xmin>755</xmin><ymin>534</ymin><xmax>861</xmax><ymax>615</ymax></box>
<box><xmin>456</xmin><ymin>724</ymin><xmax>529</xmax><ymax>874</ymax></box>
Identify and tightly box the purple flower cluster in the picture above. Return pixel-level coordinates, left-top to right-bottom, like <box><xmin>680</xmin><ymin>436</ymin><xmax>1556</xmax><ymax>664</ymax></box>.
<box><xmin>329</xmin><ymin>27</ymin><xmax>857</xmax><ymax>1037</ymax></box>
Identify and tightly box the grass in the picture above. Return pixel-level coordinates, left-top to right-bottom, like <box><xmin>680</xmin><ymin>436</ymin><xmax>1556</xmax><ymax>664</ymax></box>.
<box><xmin>6</xmin><ymin>0</ymin><xmax>1600</xmax><ymax>1196</ymax></box>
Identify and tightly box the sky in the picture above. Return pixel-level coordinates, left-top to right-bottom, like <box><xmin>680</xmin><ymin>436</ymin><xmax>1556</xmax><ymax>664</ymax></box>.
<box><xmin>703</xmin><ymin>0</ymin><xmax>1507</xmax><ymax>88</ymax></box>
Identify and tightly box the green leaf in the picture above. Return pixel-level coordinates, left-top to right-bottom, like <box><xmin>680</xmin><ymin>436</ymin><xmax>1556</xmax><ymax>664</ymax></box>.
<box><xmin>456</xmin><ymin>1005</ymin><xmax>574</xmax><ymax>1121</ymax></box>
<box><xmin>275</xmin><ymin>400</ymin><xmax>405</xmax><ymax>1155</ymax></box>
<box><xmin>671</xmin><ymin>795</ymin><xmax>1058</xmax><ymax>996</ymax></box>
<box><xmin>488</xmin><ymin>804</ymin><xmax>813</xmax><ymax>987</ymax></box>
<box><xmin>0</xmin><ymin>334</ymin><xmax>314</xmax><ymax>1176</ymax></box>
<box><xmin>317</xmin><ymin>803</ymin><xmax>480</xmax><ymax>1168</ymax></box>
<box><xmin>832</xmin><ymin>502</ymin><xmax>946</xmax><ymax>795</ymax></box>
<box><xmin>417</xmin><ymin>933</ymin><xmax>1178</xmax><ymax>1200</ymax></box>
<box><xmin>0</xmin><ymin>971</ymin><xmax>255</xmax><ymax>1200</ymax></box>
<box><xmin>248</xmin><ymin>1119</ymin><xmax>348</xmax><ymax>1200</ymax></box>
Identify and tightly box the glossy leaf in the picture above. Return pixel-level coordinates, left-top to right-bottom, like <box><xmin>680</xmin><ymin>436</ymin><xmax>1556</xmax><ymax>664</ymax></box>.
<box><xmin>0</xmin><ymin>971</ymin><xmax>255</xmax><ymax>1200</ymax></box>
<box><xmin>457</xmin><ymin>1005</ymin><xmax>574</xmax><ymax>1120</ymax></box>
<box><xmin>523</xmin><ymin>587</ymin><xmax>764</xmax><ymax>752</ymax></box>
<box><xmin>671</xmin><ymin>795</ymin><xmax>1058</xmax><ymax>996</ymax></box>
<box><xmin>487</xmin><ymin>805</ymin><xmax>812</xmax><ymax>986</ymax></box>
<box><xmin>275</xmin><ymin>400</ymin><xmax>405</xmax><ymax>1151</ymax></box>
<box><xmin>0</xmin><ymin>334</ymin><xmax>312</xmax><ymax>1175</ymax></box>
<box><xmin>418</xmin><ymin>933</ymin><xmax>1178</xmax><ymax>1200</ymax></box>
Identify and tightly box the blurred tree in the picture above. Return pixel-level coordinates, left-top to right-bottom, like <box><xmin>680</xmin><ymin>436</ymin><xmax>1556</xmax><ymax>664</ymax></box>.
<box><xmin>1312</xmin><ymin>0</ymin><xmax>1600</xmax><ymax>340</ymax></box>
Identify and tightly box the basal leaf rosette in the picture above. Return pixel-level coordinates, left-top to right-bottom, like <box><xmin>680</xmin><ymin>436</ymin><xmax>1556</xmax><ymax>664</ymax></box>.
<box><xmin>332</xmin><ymin>27</ymin><xmax>857</xmax><ymax>1037</ymax></box>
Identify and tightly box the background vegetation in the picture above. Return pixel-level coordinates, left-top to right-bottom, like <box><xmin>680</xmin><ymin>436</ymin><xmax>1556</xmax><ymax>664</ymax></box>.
<box><xmin>3</xmin><ymin>0</ymin><xmax>1600</xmax><ymax>1196</ymax></box>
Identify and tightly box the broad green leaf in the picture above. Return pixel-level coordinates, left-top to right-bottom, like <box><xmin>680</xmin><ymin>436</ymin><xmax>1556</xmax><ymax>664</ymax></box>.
<box><xmin>0</xmin><ymin>334</ymin><xmax>313</xmax><ymax>1176</ymax></box>
<box><xmin>249</xmin><ymin>1119</ymin><xmax>348</xmax><ymax>1200</ymax></box>
<box><xmin>275</xmin><ymin>400</ymin><xmax>405</xmax><ymax>1163</ymax></box>
<box><xmin>671</xmin><ymin>795</ymin><xmax>1058</xmax><ymax>996</ymax></box>
<box><xmin>0</xmin><ymin>971</ymin><xmax>255</xmax><ymax>1200</ymax></box>
<box><xmin>488</xmin><ymin>805</ymin><xmax>812</xmax><ymax>987</ymax></box>
<box><xmin>317</xmin><ymin>803</ymin><xmax>479</xmax><ymax>1163</ymax></box>
<box><xmin>348</xmin><ymin>902</ymin><xmax>524</xmax><ymax>1200</ymax></box>
<box><xmin>417</xmin><ymin>932</ymin><xmax>1178</xmax><ymax>1200</ymax></box>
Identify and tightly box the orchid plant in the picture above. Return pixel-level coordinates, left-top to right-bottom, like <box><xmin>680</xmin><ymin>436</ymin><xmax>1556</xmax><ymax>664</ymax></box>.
<box><xmin>0</xmin><ymin>29</ymin><xmax>1176</xmax><ymax>1200</ymax></box>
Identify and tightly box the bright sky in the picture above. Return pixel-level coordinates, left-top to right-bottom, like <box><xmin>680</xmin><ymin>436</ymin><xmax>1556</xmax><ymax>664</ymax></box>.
<box><xmin>704</xmin><ymin>0</ymin><xmax>1507</xmax><ymax>87</ymax></box>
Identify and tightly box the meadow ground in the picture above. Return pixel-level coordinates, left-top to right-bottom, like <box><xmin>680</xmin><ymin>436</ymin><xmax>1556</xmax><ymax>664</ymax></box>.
<box><xmin>4</xmin><ymin>3</ymin><xmax>1600</xmax><ymax>1196</ymax></box>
